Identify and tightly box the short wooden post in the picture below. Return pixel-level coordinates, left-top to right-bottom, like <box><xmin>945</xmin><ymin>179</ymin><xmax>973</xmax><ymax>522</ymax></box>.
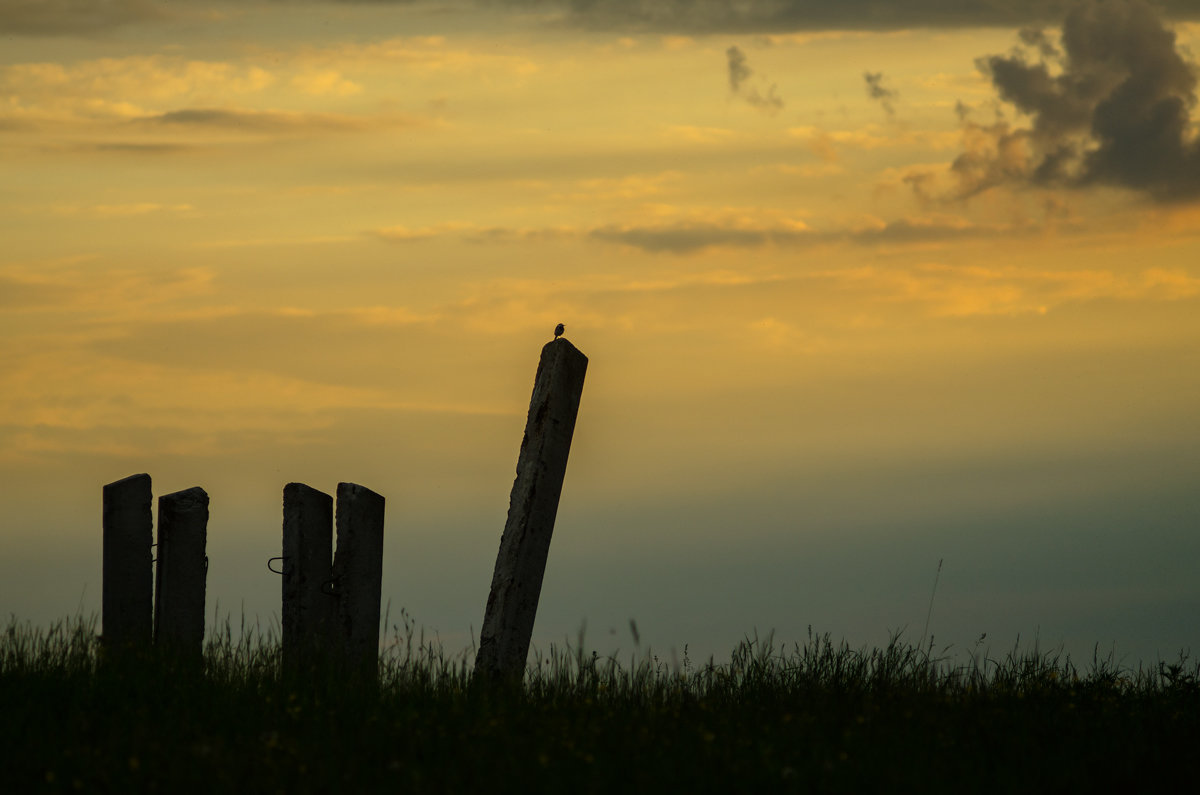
<box><xmin>475</xmin><ymin>338</ymin><xmax>588</xmax><ymax>683</ymax></box>
<box><xmin>154</xmin><ymin>487</ymin><xmax>209</xmax><ymax>660</ymax></box>
<box><xmin>332</xmin><ymin>483</ymin><xmax>385</xmax><ymax>677</ymax></box>
<box><xmin>102</xmin><ymin>473</ymin><xmax>154</xmax><ymax>650</ymax></box>
<box><xmin>281</xmin><ymin>483</ymin><xmax>334</xmax><ymax>672</ymax></box>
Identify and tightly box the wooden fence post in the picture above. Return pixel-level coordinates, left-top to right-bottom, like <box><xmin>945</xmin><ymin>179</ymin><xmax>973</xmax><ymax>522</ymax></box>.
<box><xmin>102</xmin><ymin>473</ymin><xmax>154</xmax><ymax>650</ymax></box>
<box><xmin>475</xmin><ymin>337</ymin><xmax>588</xmax><ymax>683</ymax></box>
<box><xmin>332</xmin><ymin>482</ymin><xmax>385</xmax><ymax>677</ymax></box>
<box><xmin>281</xmin><ymin>483</ymin><xmax>334</xmax><ymax>672</ymax></box>
<box><xmin>154</xmin><ymin>487</ymin><xmax>209</xmax><ymax>660</ymax></box>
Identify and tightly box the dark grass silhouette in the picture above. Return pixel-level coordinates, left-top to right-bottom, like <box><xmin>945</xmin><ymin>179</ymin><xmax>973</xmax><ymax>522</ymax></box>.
<box><xmin>3</xmin><ymin>613</ymin><xmax>1199</xmax><ymax>792</ymax></box>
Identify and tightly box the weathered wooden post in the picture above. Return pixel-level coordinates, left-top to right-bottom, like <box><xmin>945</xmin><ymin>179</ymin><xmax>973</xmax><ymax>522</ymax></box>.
<box><xmin>281</xmin><ymin>483</ymin><xmax>334</xmax><ymax>672</ymax></box>
<box><xmin>475</xmin><ymin>337</ymin><xmax>588</xmax><ymax>683</ymax></box>
<box><xmin>332</xmin><ymin>482</ymin><xmax>385</xmax><ymax>677</ymax></box>
<box><xmin>102</xmin><ymin>473</ymin><xmax>154</xmax><ymax>650</ymax></box>
<box><xmin>154</xmin><ymin>487</ymin><xmax>209</xmax><ymax>660</ymax></box>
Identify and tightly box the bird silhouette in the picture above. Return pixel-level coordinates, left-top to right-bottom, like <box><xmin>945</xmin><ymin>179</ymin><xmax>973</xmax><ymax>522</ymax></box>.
<box><xmin>554</xmin><ymin>323</ymin><xmax>565</xmax><ymax>340</ymax></box>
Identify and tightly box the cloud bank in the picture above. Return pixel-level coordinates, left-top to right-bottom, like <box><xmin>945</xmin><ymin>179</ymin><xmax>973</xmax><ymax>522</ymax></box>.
<box><xmin>488</xmin><ymin>0</ymin><xmax>1200</xmax><ymax>33</ymax></box>
<box><xmin>0</xmin><ymin>0</ymin><xmax>168</xmax><ymax>35</ymax></box>
<box><xmin>10</xmin><ymin>1</ymin><xmax>1200</xmax><ymax>38</ymax></box>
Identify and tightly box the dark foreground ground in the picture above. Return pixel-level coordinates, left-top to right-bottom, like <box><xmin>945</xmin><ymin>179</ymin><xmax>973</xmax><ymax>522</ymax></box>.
<box><xmin>3</xmin><ymin>617</ymin><xmax>1198</xmax><ymax>793</ymax></box>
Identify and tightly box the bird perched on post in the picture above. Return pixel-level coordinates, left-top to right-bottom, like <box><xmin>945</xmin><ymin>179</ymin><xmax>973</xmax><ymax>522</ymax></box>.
<box><xmin>554</xmin><ymin>323</ymin><xmax>565</xmax><ymax>340</ymax></box>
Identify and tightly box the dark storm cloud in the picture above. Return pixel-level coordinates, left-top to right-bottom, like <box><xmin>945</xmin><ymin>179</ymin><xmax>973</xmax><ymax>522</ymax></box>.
<box><xmin>864</xmin><ymin>71</ymin><xmax>898</xmax><ymax>116</ymax></box>
<box><xmin>482</xmin><ymin>0</ymin><xmax>1200</xmax><ymax>33</ymax></box>
<box><xmin>1017</xmin><ymin>25</ymin><xmax>1061</xmax><ymax>58</ymax></box>
<box><xmin>952</xmin><ymin>0</ymin><xmax>1200</xmax><ymax>201</ymax></box>
<box><xmin>0</xmin><ymin>0</ymin><xmax>168</xmax><ymax>36</ymax></box>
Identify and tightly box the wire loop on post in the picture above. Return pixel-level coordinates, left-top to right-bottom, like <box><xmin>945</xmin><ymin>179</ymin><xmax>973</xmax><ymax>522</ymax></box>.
<box><xmin>267</xmin><ymin>556</ymin><xmax>291</xmax><ymax>576</ymax></box>
<box><xmin>319</xmin><ymin>576</ymin><xmax>339</xmax><ymax>596</ymax></box>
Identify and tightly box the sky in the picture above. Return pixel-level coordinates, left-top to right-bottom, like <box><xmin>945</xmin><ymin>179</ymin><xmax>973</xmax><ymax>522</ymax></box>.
<box><xmin>3</xmin><ymin>0</ymin><xmax>1200</xmax><ymax>670</ymax></box>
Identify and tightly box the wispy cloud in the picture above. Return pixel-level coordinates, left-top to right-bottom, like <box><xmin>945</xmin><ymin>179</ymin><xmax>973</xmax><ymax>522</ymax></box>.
<box><xmin>789</xmin><ymin>124</ymin><xmax>960</xmax><ymax>154</ymax></box>
<box><xmin>140</xmin><ymin>107</ymin><xmax>382</xmax><ymax>132</ymax></box>
<box><xmin>0</xmin><ymin>52</ymin><xmax>430</xmax><ymax>147</ymax></box>
<box><xmin>726</xmin><ymin>44</ymin><xmax>752</xmax><ymax>91</ymax></box>
<box><xmin>371</xmin><ymin>222</ymin><xmax>575</xmax><ymax>245</ymax></box>
<box><xmin>371</xmin><ymin>222</ymin><xmax>476</xmax><ymax>243</ymax></box>
<box><xmin>822</xmin><ymin>261</ymin><xmax>1200</xmax><ymax>317</ymax></box>
<box><xmin>588</xmin><ymin>215</ymin><xmax>1033</xmax><ymax>254</ymax></box>
<box><xmin>0</xmin><ymin>261</ymin><xmax>216</xmax><ymax>321</ymax></box>
<box><xmin>367</xmin><ymin>211</ymin><xmax>1043</xmax><ymax>255</ymax></box>
<box><xmin>1</xmin><ymin>57</ymin><xmax>275</xmax><ymax>106</ymax></box>
<box><xmin>0</xmin><ymin>274</ymin><xmax>76</xmax><ymax>309</ymax></box>
<box><xmin>47</xmin><ymin>202</ymin><xmax>195</xmax><ymax>218</ymax></box>
<box><xmin>288</xmin><ymin>35</ymin><xmax>541</xmax><ymax>76</ymax></box>
<box><xmin>0</xmin><ymin>56</ymin><xmax>276</xmax><ymax>129</ymax></box>
<box><xmin>725</xmin><ymin>45</ymin><xmax>783</xmax><ymax>113</ymax></box>
<box><xmin>291</xmin><ymin>70</ymin><xmax>364</xmax><ymax>97</ymax></box>
<box><xmin>591</xmin><ymin>222</ymin><xmax>799</xmax><ymax>253</ymax></box>
<box><xmin>554</xmin><ymin>171</ymin><xmax>682</xmax><ymax>202</ymax></box>
<box><xmin>661</xmin><ymin>124</ymin><xmax>736</xmax><ymax>144</ymax></box>
<box><xmin>863</xmin><ymin>71</ymin><xmax>897</xmax><ymax>116</ymax></box>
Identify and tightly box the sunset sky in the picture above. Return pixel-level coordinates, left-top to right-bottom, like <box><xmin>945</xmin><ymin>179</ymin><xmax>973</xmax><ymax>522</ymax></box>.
<box><xmin>3</xmin><ymin>0</ymin><xmax>1200</xmax><ymax>668</ymax></box>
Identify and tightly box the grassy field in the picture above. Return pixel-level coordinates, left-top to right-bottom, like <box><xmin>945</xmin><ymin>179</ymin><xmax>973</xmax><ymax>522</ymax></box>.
<box><xmin>2</xmin><ymin>614</ymin><xmax>1198</xmax><ymax>793</ymax></box>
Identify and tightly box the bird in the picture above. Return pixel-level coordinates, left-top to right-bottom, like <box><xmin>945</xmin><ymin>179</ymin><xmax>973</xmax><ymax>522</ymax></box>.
<box><xmin>554</xmin><ymin>323</ymin><xmax>565</xmax><ymax>340</ymax></box>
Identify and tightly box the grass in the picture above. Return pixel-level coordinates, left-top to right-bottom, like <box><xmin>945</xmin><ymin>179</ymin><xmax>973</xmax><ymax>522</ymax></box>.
<box><xmin>2</xmin><ymin>614</ymin><xmax>1199</xmax><ymax>793</ymax></box>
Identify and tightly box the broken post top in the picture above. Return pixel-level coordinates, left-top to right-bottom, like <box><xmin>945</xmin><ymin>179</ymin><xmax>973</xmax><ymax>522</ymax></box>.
<box><xmin>104</xmin><ymin>472</ymin><xmax>151</xmax><ymax>495</ymax></box>
<box><xmin>542</xmin><ymin>336</ymin><xmax>586</xmax><ymax>361</ymax></box>
<box><xmin>525</xmin><ymin>338</ymin><xmax>587</xmax><ymax>455</ymax></box>
<box><xmin>532</xmin><ymin>338</ymin><xmax>588</xmax><ymax>408</ymax></box>
<box><xmin>160</xmin><ymin>486</ymin><xmax>209</xmax><ymax>512</ymax></box>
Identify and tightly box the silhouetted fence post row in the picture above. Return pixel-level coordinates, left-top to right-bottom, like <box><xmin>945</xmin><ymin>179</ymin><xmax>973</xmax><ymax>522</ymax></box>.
<box><xmin>100</xmin><ymin>337</ymin><xmax>588</xmax><ymax>682</ymax></box>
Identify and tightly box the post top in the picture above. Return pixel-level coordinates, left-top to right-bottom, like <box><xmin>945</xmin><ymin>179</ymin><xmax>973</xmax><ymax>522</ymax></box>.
<box><xmin>337</xmin><ymin>482</ymin><xmax>385</xmax><ymax>502</ymax></box>
<box><xmin>104</xmin><ymin>472</ymin><xmax>151</xmax><ymax>491</ymax></box>
<box><xmin>285</xmin><ymin>482</ymin><xmax>332</xmax><ymax>499</ymax></box>
<box><xmin>542</xmin><ymin>336</ymin><xmax>588</xmax><ymax>364</ymax></box>
<box><xmin>160</xmin><ymin>486</ymin><xmax>209</xmax><ymax>509</ymax></box>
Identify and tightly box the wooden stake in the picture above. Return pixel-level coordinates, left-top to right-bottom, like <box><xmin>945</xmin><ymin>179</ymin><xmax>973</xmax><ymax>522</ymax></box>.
<box><xmin>102</xmin><ymin>473</ymin><xmax>153</xmax><ymax>650</ymax></box>
<box><xmin>154</xmin><ymin>487</ymin><xmax>208</xmax><ymax>660</ymax></box>
<box><xmin>476</xmin><ymin>338</ymin><xmax>588</xmax><ymax>683</ymax></box>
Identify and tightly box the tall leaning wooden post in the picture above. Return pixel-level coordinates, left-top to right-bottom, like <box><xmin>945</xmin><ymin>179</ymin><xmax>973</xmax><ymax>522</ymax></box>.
<box><xmin>332</xmin><ymin>483</ymin><xmax>386</xmax><ymax>679</ymax></box>
<box><xmin>282</xmin><ymin>483</ymin><xmax>334</xmax><ymax>672</ymax></box>
<box><xmin>154</xmin><ymin>487</ymin><xmax>209</xmax><ymax>662</ymax></box>
<box><xmin>102</xmin><ymin>473</ymin><xmax>154</xmax><ymax>651</ymax></box>
<box><xmin>476</xmin><ymin>336</ymin><xmax>588</xmax><ymax>683</ymax></box>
